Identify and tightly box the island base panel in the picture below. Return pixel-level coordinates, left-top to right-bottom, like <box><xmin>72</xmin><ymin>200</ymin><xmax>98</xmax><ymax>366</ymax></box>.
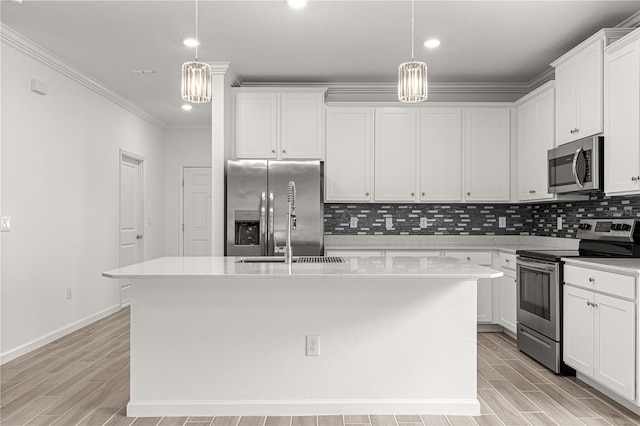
<box><xmin>128</xmin><ymin>277</ymin><xmax>479</xmax><ymax>417</ymax></box>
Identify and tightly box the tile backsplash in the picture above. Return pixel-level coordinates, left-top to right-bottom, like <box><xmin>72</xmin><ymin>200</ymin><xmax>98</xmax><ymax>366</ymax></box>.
<box><xmin>324</xmin><ymin>194</ymin><xmax>640</xmax><ymax>238</ymax></box>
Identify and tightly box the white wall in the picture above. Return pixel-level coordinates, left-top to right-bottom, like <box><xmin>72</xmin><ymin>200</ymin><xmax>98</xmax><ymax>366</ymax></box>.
<box><xmin>164</xmin><ymin>127</ymin><xmax>211</xmax><ymax>256</ymax></box>
<box><xmin>1</xmin><ymin>38</ymin><xmax>166</xmax><ymax>362</ymax></box>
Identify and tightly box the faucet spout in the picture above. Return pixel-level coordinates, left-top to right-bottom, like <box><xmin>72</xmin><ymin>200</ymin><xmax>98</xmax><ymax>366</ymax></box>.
<box><xmin>285</xmin><ymin>181</ymin><xmax>296</xmax><ymax>264</ymax></box>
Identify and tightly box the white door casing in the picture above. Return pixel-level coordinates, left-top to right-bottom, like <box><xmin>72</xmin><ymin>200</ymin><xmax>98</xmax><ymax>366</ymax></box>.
<box><xmin>119</xmin><ymin>151</ymin><xmax>145</xmax><ymax>307</ymax></box>
<box><xmin>183</xmin><ymin>167</ymin><xmax>212</xmax><ymax>256</ymax></box>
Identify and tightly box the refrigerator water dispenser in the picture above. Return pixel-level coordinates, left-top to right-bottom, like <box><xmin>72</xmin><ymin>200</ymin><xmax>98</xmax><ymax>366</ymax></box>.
<box><xmin>234</xmin><ymin>210</ymin><xmax>260</xmax><ymax>246</ymax></box>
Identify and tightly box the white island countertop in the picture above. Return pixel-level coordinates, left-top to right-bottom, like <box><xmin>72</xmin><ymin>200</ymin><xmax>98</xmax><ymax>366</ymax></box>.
<box><xmin>102</xmin><ymin>255</ymin><xmax>503</xmax><ymax>280</ymax></box>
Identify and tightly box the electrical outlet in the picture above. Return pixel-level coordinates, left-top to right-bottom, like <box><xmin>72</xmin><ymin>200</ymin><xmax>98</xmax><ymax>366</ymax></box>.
<box><xmin>499</xmin><ymin>217</ymin><xmax>506</xmax><ymax>228</ymax></box>
<box><xmin>350</xmin><ymin>217</ymin><xmax>358</xmax><ymax>228</ymax></box>
<box><xmin>557</xmin><ymin>217</ymin><xmax>563</xmax><ymax>230</ymax></box>
<box><xmin>306</xmin><ymin>335</ymin><xmax>319</xmax><ymax>356</ymax></box>
<box><xmin>66</xmin><ymin>287</ymin><xmax>72</xmax><ymax>300</ymax></box>
<box><xmin>385</xmin><ymin>217</ymin><xmax>394</xmax><ymax>229</ymax></box>
<box><xmin>419</xmin><ymin>217</ymin><xmax>428</xmax><ymax>228</ymax></box>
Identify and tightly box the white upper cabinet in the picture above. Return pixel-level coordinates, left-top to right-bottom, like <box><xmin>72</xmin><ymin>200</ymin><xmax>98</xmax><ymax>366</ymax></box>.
<box><xmin>281</xmin><ymin>92</ymin><xmax>325</xmax><ymax>158</ymax></box>
<box><xmin>235</xmin><ymin>92</ymin><xmax>278</xmax><ymax>158</ymax></box>
<box><xmin>374</xmin><ymin>108</ymin><xmax>418</xmax><ymax>202</ymax></box>
<box><xmin>516</xmin><ymin>82</ymin><xmax>555</xmax><ymax>202</ymax></box>
<box><xmin>234</xmin><ymin>88</ymin><xmax>326</xmax><ymax>160</ymax></box>
<box><xmin>420</xmin><ymin>108</ymin><xmax>463</xmax><ymax>202</ymax></box>
<box><xmin>464</xmin><ymin>108</ymin><xmax>511</xmax><ymax>202</ymax></box>
<box><xmin>605</xmin><ymin>29</ymin><xmax>640</xmax><ymax>196</ymax></box>
<box><xmin>552</xmin><ymin>29</ymin><xmax>634</xmax><ymax>145</ymax></box>
<box><xmin>325</xmin><ymin>107</ymin><xmax>373</xmax><ymax>202</ymax></box>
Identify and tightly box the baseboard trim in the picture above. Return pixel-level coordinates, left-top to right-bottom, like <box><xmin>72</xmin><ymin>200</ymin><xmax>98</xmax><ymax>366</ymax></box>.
<box><xmin>575</xmin><ymin>373</ymin><xmax>640</xmax><ymax>416</ymax></box>
<box><xmin>0</xmin><ymin>304</ymin><xmax>122</xmax><ymax>364</ymax></box>
<box><xmin>127</xmin><ymin>399</ymin><xmax>481</xmax><ymax>417</ymax></box>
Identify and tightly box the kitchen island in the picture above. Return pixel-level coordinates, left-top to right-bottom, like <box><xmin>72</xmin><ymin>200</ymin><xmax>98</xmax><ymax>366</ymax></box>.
<box><xmin>102</xmin><ymin>256</ymin><xmax>502</xmax><ymax>418</ymax></box>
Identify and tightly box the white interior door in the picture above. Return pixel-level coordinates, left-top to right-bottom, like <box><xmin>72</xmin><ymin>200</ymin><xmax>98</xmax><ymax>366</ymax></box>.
<box><xmin>120</xmin><ymin>154</ymin><xmax>144</xmax><ymax>307</ymax></box>
<box><xmin>183</xmin><ymin>167</ymin><xmax>212</xmax><ymax>256</ymax></box>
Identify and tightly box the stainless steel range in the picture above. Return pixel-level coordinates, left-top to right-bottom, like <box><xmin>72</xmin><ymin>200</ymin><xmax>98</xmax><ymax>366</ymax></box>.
<box><xmin>516</xmin><ymin>218</ymin><xmax>640</xmax><ymax>374</ymax></box>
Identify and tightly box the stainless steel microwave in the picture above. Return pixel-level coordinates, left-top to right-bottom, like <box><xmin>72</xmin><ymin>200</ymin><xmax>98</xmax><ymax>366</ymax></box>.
<box><xmin>548</xmin><ymin>136</ymin><xmax>603</xmax><ymax>194</ymax></box>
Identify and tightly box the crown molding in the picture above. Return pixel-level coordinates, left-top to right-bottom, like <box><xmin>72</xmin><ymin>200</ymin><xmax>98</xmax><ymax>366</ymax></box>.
<box><xmin>208</xmin><ymin>62</ymin><xmax>242</xmax><ymax>87</ymax></box>
<box><xmin>617</xmin><ymin>11</ymin><xmax>640</xmax><ymax>29</ymax></box>
<box><xmin>1</xmin><ymin>24</ymin><xmax>166</xmax><ymax>129</ymax></box>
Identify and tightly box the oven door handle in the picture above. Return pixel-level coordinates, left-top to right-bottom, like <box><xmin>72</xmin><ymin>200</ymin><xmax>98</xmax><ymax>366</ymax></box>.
<box><xmin>572</xmin><ymin>147</ymin><xmax>584</xmax><ymax>189</ymax></box>
<box><xmin>517</xmin><ymin>259</ymin><xmax>558</xmax><ymax>273</ymax></box>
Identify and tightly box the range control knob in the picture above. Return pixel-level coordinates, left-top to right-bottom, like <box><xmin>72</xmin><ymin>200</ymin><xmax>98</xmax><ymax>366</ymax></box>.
<box><xmin>578</xmin><ymin>223</ymin><xmax>591</xmax><ymax>230</ymax></box>
<box><xmin>611</xmin><ymin>223</ymin><xmax>620</xmax><ymax>231</ymax></box>
<box><xmin>621</xmin><ymin>224</ymin><xmax>632</xmax><ymax>232</ymax></box>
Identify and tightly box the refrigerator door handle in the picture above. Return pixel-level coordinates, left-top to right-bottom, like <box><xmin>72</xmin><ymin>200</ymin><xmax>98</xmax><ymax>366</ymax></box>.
<box><xmin>268</xmin><ymin>192</ymin><xmax>275</xmax><ymax>256</ymax></box>
<box><xmin>260</xmin><ymin>192</ymin><xmax>267</xmax><ymax>256</ymax></box>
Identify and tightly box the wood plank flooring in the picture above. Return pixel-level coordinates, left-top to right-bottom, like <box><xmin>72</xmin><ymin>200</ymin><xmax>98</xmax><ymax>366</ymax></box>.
<box><xmin>2</xmin><ymin>308</ymin><xmax>640</xmax><ymax>426</ymax></box>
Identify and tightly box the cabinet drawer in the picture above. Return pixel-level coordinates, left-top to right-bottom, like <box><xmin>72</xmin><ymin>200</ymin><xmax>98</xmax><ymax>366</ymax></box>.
<box><xmin>444</xmin><ymin>251</ymin><xmax>492</xmax><ymax>265</ymax></box>
<box><xmin>564</xmin><ymin>265</ymin><xmax>636</xmax><ymax>299</ymax></box>
<box><xmin>499</xmin><ymin>252</ymin><xmax>517</xmax><ymax>270</ymax></box>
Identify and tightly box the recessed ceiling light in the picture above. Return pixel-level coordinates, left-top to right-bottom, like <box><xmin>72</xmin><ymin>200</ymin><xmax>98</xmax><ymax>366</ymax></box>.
<box><xmin>182</xmin><ymin>37</ymin><xmax>200</xmax><ymax>48</ymax></box>
<box><xmin>423</xmin><ymin>39</ymin><xmax>441</xmax><ymax>49</ymax></box>
<box><xmin>287</xmin><ymin>0</ymin><xmax>307</xmax><ymax>9</ymax></box>
<box><xmin>181</xmin><ymin>104</ymin><xmax>193</xmax><ymax>111</ymax></box>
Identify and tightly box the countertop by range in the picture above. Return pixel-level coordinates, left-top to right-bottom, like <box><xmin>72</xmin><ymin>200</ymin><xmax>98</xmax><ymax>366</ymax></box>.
<box><xmin>102</xmin><ymin>256</ymin><xmax>503</xmax><ymax>280</ymax></box>
<box><xmin>563</xmin><ymin>257</ymin><xmax>640</xmax><ymax>274</ymax></box>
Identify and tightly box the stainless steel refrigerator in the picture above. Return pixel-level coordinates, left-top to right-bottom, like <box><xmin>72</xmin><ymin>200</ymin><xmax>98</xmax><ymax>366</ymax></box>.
<box><xmin>225</xmin><ymin>160</ymin><xmax>324</xmax><ymax>257</ymax></box>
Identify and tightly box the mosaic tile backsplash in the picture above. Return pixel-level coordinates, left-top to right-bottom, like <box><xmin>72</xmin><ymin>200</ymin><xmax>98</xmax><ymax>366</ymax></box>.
<box><xmin>324</xmin><ymin>194</ymin><xmax>640</xmax><ymax>238</ymax></box>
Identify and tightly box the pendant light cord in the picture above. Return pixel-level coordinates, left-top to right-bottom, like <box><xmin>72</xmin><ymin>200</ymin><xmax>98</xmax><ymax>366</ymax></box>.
<box><xmin>411</xmin><ymin>0</ymin><xmax>415</xmax><ymax>61</ymax></box>
<box><xmin>195</xmin><ymin>0</ymin><xmax>199</xmax><ymax>61</ymax></box>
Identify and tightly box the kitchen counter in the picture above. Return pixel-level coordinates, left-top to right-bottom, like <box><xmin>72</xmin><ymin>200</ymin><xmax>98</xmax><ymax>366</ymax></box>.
<box><xmin>103</xmin><ymin>256</ymin><xmax>501</xmax><ymax>418</ymax></box>
<box><xmin>324</xmin><ymin>235</ymin><xmax>580</xmax><ymax>254</ymax></box>
<box><xmin>103</xmin><ymin>255</ymin><xmax>503</xmax><ymax>280</ymax></box>
<box><xmin>563</xmin><ymin>257</ymin><xmax>640</xmax><ymax>274</ymax></box>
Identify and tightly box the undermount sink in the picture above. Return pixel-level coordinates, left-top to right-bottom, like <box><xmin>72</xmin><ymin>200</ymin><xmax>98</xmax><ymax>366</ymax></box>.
<box><xmin>236</xmin><ymin>256</ymin><xmax>287</xmax><ymax>263</ymax></box>
<box><xmin>236</xmin><ymin>256</ymin><xmax>345</xmax><ymax>264</ymax></box>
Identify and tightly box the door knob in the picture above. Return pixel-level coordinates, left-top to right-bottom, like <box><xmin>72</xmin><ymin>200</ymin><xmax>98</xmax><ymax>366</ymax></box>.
<box><xmin>136</xmin><ymin>234</ymin><xmax>143</xmax><ymax>239</ymax></box>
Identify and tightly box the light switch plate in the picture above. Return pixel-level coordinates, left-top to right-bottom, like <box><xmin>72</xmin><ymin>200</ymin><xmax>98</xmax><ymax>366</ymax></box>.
<box><xmin>499</xmin><ymin>217</ymin><xmax>506</xmax><ymax>228</ymax></box>
<box><xmin>419</xmin><ymin>217</ymin><xmax>428</xmax><ymax>228</ymax></box>
<box><xmin>1</xmin><ymin>216</ymin><xmax>10</xmax><ymax>232</ymax></box>
<box><xmin>350</xmin><ymin>217</ymin><xmax>358</xmax><ymax>228</ymax></box>
<box><xmin>385</xmin><ymin>217</ymin><xmax>393</xmax><ymax>229</ymax></box>
<box><xmin>557</xmin><ymin>217</ymin><xmax>563</xmax><ymax>230</ymax></box>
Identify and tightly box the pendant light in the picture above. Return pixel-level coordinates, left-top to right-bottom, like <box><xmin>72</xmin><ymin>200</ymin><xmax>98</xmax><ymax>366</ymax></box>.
<box><xmin>181</xmin><ymin>0</ymin><xmax>212</xmax><ymax>103</ymax></box>
<box><xmin>398</xmin><ymin>0</ymin><xmax>428</xmax><ymax>103</ymax></box>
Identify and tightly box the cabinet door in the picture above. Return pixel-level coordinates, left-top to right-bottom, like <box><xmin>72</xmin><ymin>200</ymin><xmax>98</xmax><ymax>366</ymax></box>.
<box><xmin>555</xmin><ymin>60</ymin><xmax>578</xmax><ymax>145</ymax></box>
<box><xmin>374</xmin><ymin>109</ymin><xmax>418</xmax><ymax>202</ymax></box>
<box><xmin>576</xmin><ymin>40</ymin><xmax>604</xmax><ymax>140</ymax></box>
<box><xmin>281</xmin><ymin>92</ymin><xmax>324</xmax><ymax>159</ymax></box>
<box><xmin>465</xmin><ymin>108</ymin><xmax>511</xmax><ymax>202</ymax></box>
<box><xmin>605</xmin><ymin>40</ymin><xmax>640</xmax><ymax>195</ymax></box>
<box><xmin>420</xmin><ymin>108</ymin><xmax>463</xmax><ymax>201</ymax></box>
<box><xmin>563</xmin><ymin>285</ymin><xmax>594</xmax><ymax>375</ymax></box>
<box><xmin>325</xmin><ymin>108</ymin><xmax>372</xmax><ymax>201</ymax></box>
<box><xmin>235</xmin><ymin>93</ymin><xmax>278</xmax><ymax>158</ymax></box>
<box><xmin>498</xmin><ymin>275</ymin><xmax>517</xmax><ymax>334</ymax></box>
<box><xmin>517</xmin><ymin>87</ymin><xmax>555</xmax><ymax>201</ymax></box>
<box><xmin>594</xmin><ymin>293</ymin><xmax>636</xmax><ymax>400</ymax></box>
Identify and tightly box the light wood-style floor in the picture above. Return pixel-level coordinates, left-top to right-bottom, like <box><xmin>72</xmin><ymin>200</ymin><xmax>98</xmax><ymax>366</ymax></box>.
<box><xmin>2</xmin><ymin>308</ymin><xmax>640</xmax><ymax>426</ymax></box>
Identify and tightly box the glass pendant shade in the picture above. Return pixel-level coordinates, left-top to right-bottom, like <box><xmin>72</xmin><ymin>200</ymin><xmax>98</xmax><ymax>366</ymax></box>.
<box><xmin>398</xmin><ymin>61</ymin><xmax>428</xmax><ymax>103</ymax></box>
<box><xmin>181</xmin><ymin>61</ymin><xmax>212</xmax><ymax>103</ymax></box>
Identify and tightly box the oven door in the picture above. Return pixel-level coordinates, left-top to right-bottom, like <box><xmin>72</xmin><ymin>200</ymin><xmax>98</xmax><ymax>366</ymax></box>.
<box><xmin>516</xmin><ymin>258</ymin><xmax>561</xmax><ymax>341</ymax></box>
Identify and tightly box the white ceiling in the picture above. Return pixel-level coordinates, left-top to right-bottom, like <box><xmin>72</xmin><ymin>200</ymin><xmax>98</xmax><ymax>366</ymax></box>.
<box><xmin>2</xmin><ymin>0</ymin><xmax>639</xmax><ymax>128</ymax></box>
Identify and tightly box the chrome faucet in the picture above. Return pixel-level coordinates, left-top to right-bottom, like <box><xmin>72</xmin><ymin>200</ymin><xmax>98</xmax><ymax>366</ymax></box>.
<box><xmin>284</xmin><ymin>181</ymin><xmax>296</xmax><ymax>264</ymax></box>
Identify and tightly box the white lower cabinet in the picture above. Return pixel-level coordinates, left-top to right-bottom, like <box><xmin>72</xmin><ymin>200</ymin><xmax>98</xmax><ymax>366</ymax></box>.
<box><xmin>564</xmin><ymin>264</ymin><xmax>637</xmax><ymax>401</ymax></box>
<box><xmin>497</xmin><ymin>274</ymin><xmax>517</xmax><ymax>334</ymax></box>
<box><xmin>443</xmin><ymin>251</ymin><xmax>493</xmax><ymax>323</ymax></box>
